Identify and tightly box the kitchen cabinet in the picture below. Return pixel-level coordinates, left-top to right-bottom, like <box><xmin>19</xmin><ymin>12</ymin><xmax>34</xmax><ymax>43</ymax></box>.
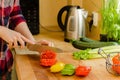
<box><xmin>20</xmin><ymin>0</ymin><xmax>40</xmax><ymax>35</ymax></box>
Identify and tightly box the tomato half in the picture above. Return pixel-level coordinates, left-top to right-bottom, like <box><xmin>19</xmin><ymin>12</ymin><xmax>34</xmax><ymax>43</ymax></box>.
<box><xmin>40</xmin><ymin>58</ymin><xmax>57</xmax><ymax>66</ymax></box>
<box><xmin>112</xmin><ymin>53</ymin><xmax>120</xmax><ymax>74</ymax></box>
<box><xmin>40</xmin><ymin>50</ymin><xmax>56</xmax><ymax>59</ymax></box>
<box><xmin>75</xmin><ymin>65</ymin><xmax>91</xmax><ymax>77</ymax></box>
<box><xmin>40</xmin><ymin>50</ymin><xmax>57</xmax><ymax>66</ymax></box>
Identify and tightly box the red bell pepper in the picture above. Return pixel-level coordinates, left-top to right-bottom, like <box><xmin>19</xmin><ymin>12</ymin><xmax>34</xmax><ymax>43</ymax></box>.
<box><xmin>75</xmin><ymin>65</ymin><xmax>91</xmax><ymax>77</ymax></box>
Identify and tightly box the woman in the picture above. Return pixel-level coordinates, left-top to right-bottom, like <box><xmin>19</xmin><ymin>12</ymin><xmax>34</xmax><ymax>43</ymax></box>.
<box><xmin>0</xmin><ymin>0</ymin><xmax>53</xmax><ymax>80</ymax></box>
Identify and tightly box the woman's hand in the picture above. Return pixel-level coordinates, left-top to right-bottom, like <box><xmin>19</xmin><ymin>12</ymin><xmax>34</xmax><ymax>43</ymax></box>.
<box><xmin>36</xmin><ymin>40</ymin><xmax>54</xmax><ymax>47</ymax></box>
<box><xmin>0</xmin><ymin>27</ymin><xmax>35</xmax><ymax>48</ymax></box>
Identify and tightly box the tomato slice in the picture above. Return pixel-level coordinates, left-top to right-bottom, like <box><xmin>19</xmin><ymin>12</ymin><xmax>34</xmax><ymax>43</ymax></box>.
<box><xmin>40</xmin><ymin>58</ymin><xmax>57</xmax><ymax>66</ymax></box>
<box><xmin>75</xmin><ymin>65</ymin><xmax>91</xmax><ymax>76</ymax></box>
<box><xmin>40</xmin><ymin>50</ymin><xmax>56</xmax><ymax>59</ymax></box>
<box><xmin>40</xmin><ymin>50</ymin><xmax>57</xmax><ymax>67</ymax></box>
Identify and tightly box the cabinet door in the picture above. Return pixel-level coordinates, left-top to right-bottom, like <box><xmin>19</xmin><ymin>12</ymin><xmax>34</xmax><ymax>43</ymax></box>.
<box><xmin>20</xmin><ymin>0</ymin><xmax>40</xmax><ymax>35</ymax></box>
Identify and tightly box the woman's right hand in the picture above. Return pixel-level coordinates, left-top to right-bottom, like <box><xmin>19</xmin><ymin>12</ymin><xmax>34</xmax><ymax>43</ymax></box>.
<box><xmin>0</xmin><ymin>27</ymin><xmax>35</xmax><ymax>48</ymax></box>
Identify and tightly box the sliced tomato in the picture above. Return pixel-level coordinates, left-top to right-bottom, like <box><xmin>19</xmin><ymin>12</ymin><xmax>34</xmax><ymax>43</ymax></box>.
<box><xmin>40</xmin><ymin>50</ymin><xmax>56</xmax><ymax>59</ymax></box>
<box><xmin>75</xmin><ymin>65</ymin><xmax>91</xmax><ymax>77</ymax></box>
<box><xmin>40</xmin><ymin>58</ymin><xmax>57</xmax><ymax>66</ymax></box>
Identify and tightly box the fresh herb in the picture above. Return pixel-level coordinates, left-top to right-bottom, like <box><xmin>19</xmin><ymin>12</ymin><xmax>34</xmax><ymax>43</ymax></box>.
<box><xmin>101</xmin><ymin>0</ymin><xmax>120</xmax><ymax>41</ymax></box>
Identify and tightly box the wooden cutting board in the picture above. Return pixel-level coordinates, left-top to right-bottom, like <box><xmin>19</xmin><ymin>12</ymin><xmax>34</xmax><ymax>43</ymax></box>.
<box><xmin>14</xmin><ymin>48</ymin><xmax>120</xmax><ymax>80</ymax></box>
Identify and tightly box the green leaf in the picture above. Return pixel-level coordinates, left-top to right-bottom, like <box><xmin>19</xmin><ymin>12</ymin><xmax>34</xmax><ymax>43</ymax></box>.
<box><xmin>101</xmin><ymin>0</ymin><xmax>120</xmax><ymax>41</ymax></box>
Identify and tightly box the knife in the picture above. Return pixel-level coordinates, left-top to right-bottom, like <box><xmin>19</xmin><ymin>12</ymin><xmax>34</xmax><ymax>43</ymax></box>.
<box><xmin>27</xmin><ymin>43</ymin><xmax>63</xmax><ymax>53</ymax></box>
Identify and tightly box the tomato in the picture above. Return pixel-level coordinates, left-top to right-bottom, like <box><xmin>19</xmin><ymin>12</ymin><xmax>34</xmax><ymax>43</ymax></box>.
<box><xmin>40</xmin><ymin>58</ymin><xmax>57</xmax><ymax>66</ymax></box>
<box><xmin>40</xmin><ymin>50</ymin><xmax>56</xmax><ymax>59</ymax></box>
<box><xmin>40</xmin><ymin>50</ymin><xmax>57</xmax><ymax>66</ymax></box>
<box><xmin>112</xmin><ymin>53</ymin><xmax>120</xmax><ymax>74</ymax></box>
<box><xmin>75</xmin><ymin>65</ymin><xmax>91</xmax><ymax>77</ymax></box>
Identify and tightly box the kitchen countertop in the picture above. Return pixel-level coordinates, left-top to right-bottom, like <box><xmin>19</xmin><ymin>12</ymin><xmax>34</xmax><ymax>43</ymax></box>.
<box><xmin>14</xmin><ymin>27</ymin><xmax>120</xmax><ymax>80</ymax></box>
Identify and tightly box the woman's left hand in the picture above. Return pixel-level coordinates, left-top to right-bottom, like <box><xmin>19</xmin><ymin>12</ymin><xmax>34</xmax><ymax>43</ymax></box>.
<box><xmin>36</xmin><ymin>40</ymin><xmax>54</xmax><ymax>47</ymax></box>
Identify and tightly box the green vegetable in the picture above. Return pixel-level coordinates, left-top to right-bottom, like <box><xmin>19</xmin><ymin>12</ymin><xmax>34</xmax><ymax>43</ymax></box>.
<box><xmin>80</xmin><ymin>37</ymin><xmax>99</xmax><ymax>42</ymax></box>
<box><xmin>63</xmin><ymin>64</ymin><xmax>75</xmax><ymax>69</ymax></box>
<box><xmin>101</xmin><ymin>0</ymin><xmax>120</xmax><ymax>41</ymax></box>
<box><xmin>72</xmin><ymin>40</ymin><xmax>118</xmax><ymax>50</ymax></box>
<box><xmin>73</xmin><ymin>45</ymin><xmax>120</xmax><ymax>60</ymax></box>
<box><xmin>61</xmin><ymin>64</ymin><xmax>75</xmax><ymax>76</ymax></box>
<box><xmin>73</xmin><ymin>49</ymin><xmax>101</xmax><ymax>60</ymax></box>
<box><xmin>80</xmin><ymin>37</ymin><xmax>120</xmax><ymax>45</ymax></box>
<box><xmin>61</xmin><ymin>69</ymin><xmax>75</xmax><ymax>76</ymax></box>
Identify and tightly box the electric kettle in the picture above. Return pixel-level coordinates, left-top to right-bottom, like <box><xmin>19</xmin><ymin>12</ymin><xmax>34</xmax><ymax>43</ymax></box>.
<box><xmin>57</xmin><ymin>5</ymin><xmax>88</xmax><ymax>42</ymax></box>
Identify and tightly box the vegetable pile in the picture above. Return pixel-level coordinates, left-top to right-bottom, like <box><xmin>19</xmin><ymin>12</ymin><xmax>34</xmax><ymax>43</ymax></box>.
<box><xmin>39</xmin><ymin>50</ymin><xmax>91</xmax><ymax>77</ymax></box>
<box><xmin>71</xmin><ymin>37</ymin><xmax>119</xmax><ymax>50</ymax></box>
<box><xmin>73</xmin><ymin>45</ymin><xmax>120</xmax><ymax>60</ymax></box>
<box><xmin>50</xmin><ymin>63</ymin><xmax>91</xmax><ymax>77</ymax></box>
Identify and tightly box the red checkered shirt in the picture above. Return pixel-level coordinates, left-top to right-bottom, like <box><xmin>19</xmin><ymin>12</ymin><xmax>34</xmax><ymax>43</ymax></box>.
<box><xmin>0</xmin><ymin>0</ymin><xmax>26</xmax><ymax>76</ymax></box>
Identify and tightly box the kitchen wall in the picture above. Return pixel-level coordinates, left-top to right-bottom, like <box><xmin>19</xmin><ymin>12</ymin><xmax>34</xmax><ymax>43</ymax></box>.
<box><xmin>40</xmin><ymin>0</ymin><xmax>82</xmax><ymax>27</ymax></box>
<box><xmin>82</xmin><ymin>0</ymin><xmax>102</xmax><ymax>40</ymax></box>
<box><xmin>67</xmin><ymin>0</ymin><xmax>82</xmax><ymax>6</ymax></box>
<box><xmin>40</xmin><ymin>0</ymin><xmax>67</xmax><ymax>27</ymax></box>
<box><xmin>40</xmin><ymin>0</ymin><xmax>102</xmax><ymax>40</ymax></box>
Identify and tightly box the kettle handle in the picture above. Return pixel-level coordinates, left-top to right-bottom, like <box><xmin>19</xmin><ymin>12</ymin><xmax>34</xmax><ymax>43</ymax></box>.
<box><xmin>57</xmin><ymin>5</ymin><xmax>73</xmax><ymax>31</ymax></box>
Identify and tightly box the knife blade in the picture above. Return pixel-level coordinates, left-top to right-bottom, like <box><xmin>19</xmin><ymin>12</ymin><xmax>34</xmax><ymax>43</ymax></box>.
<box><xmin>27</xmin><ymin>43</ymin><xmax>63</xmax><ymax>53</ymax></box>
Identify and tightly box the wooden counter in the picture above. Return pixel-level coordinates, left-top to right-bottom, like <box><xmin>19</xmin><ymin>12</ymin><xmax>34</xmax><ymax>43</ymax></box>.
<box><xmin>14</xmin><ymin>29</ymin><xmax>120</xmax><ymax>80</ymax></box>
<box><xmin>14</xmin><ymin>49</ymin><xmax>120</xmax><ymax>80</ymax></box>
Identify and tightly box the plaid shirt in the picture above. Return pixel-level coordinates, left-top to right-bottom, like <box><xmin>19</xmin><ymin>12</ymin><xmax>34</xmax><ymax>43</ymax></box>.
<box><xmin>0</xmin><ymin>0</ymin><xmax>26</xmax><ymax>76</ymax></box>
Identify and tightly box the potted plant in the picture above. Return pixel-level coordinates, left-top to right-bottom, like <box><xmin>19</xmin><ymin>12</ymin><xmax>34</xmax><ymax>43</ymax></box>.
<box><xmin>100</xmin><ymin>0</ymin><xmax>120</xmax><ymax>42</ymax></box>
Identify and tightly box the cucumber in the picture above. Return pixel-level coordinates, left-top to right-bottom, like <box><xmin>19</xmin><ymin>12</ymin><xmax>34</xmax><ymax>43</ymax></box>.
<box><xmin>72</xmin><ymin>40</ymin><xmax>118</xmax><ymax>50</ymax></box>
<box><xmin>80</xmin><ymin>37</ymin><xmax>120</xmax><ymax>45</ymax></box>
<box><xmin>79</xmin><ymin>37</ymin><xmax>99</xmax><ymax>42</ymax></box>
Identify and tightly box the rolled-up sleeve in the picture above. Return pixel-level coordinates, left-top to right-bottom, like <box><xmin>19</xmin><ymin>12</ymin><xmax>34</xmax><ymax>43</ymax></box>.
<box><xmin>10</xmin><ymin>0</ymin><xmax>26</xmax><ymax>29</ymax></box>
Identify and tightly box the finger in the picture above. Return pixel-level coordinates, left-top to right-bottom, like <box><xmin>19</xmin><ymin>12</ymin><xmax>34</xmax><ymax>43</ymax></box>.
<box><xmin>48</xmin><ymin>42</ymin><xmax>54</xmax><ymax>47</ymax></box>
<box><xmin>39</xmin><ymin>40</ymin><xmax>49</xmax><ymax>46</ymax></box>
<box><xmin>40</xmin><ymin>40</ymin><xmax>54</xmax><ymax>47</ymax></box>
<box><xmin>13</xmin><ymin>38</ymin><xmax>18</xmax><ymax>48</ymax></box>
<box><xmin>17</xmin><ymin>37</ymin><xmax>25</xmax><ymax>48</ymax></box>
<box><xmin>52</xmin><ymin>43</ymin><xmax>55</xmax><ymax>47</ymax></box>
<box><xmin>21</xmin><ymin>35</ymin><xmax>35</xmax><ymax>44</ymax></box>
<box><xmin>8</xmin><ymin>41</ymin><xmax>13</xmax><ymax>49</ymax></box>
